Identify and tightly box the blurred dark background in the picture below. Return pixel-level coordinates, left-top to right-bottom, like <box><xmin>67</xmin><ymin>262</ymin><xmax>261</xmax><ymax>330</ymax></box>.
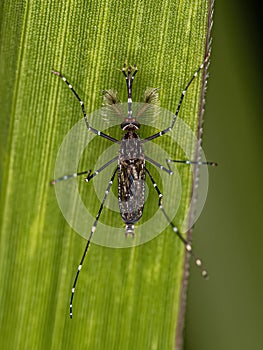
<box><xmin>184</xmin><ymin>1</ymin><xmax>263</xmax><ymax>349</ymax></box>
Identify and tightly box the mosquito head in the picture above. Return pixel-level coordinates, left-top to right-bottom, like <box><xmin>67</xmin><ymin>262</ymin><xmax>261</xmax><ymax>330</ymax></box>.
<box><xmin>121</xmin><ymin>119</ymin><xmax>140</xmax><ymax>131</ymax></box>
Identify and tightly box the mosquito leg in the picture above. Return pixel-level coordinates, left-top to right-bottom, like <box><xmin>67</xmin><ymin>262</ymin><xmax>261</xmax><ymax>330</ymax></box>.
<box><xmin>145</xmin><ymin>156</ymin><xmax>173</xmax><ymax>175</ymax></box>
<box><xmin>145</xmin><ymin>167</ymin><xmax>208</xmax><ymax>279</ymax></box>
<box><xmin>166</xmin><ymin>158</ymin><xmax>218</xmax><ymax>172</ymax></box>
<box><xmin>84</xmin><ymin>156</ymin><xmax>118</xmax><ymax>182</ymax></box>
<box><xmin>144</xmin><ymin>156</ymin><xmax>217</xmax><ymax>177</ymax></box>
<box><xmin>50</xmin><ymin>170</ymin><xmax>91</xmax><ymax>185</ymax></box>
<box><xmin>69</xmin><ymin>167</ymin><xmax>118</xmax><ymax>318</ymax></box>
<box><xmin>51</xmin><ymin>156</ymin><xmax>118</xmax><ymax>185</ymax></box>
<box><xmin>51</xmin><ymin>70</ymin><xmax>120</xmax><ymax>144</ymax></box>
<box><xmin>142</xmin><ymin>52</ymin><xmax>210</xmax><ymax>143</ymax></box>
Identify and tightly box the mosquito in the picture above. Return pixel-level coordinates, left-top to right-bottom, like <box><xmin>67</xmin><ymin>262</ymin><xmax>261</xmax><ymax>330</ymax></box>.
<box><xmin>51</xmin><ymin>53</ymin><xmax>217</xmax><ymax>318</ymax></box>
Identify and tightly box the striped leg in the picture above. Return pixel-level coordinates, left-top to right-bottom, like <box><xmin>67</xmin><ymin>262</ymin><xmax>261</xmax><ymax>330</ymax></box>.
<box><xmin>50</xmin><ymin>156</ymin><xmax>118</xmax><ymax>185</ymax></box>
<box><xmin>85</xmin><ymin>156</ymin><xmax>118</xmax><ymax>182</ymax></box>
<box><xmin>145</xmin><ymin>156</ymin><xmax>217</xmax><ymax>177</ymax></box>
<box><xmin>69</xmin><ymin>167</ymin><xmax>118</xmax><ymax>318</ymax></box>
<box><xmin>166</xmin><ymin>158</ymin><xmax>218</xmax><ymax>171</ymax></box>
<box><xmin>142</xmin><ymin>52</ymin><xmax>210</xmax><ymax>143</ymax></box>
<box><xmin>50</xmin><ymin>170</ymin><xmax>91</xmax><ymax>185</ymax></box>
<box><xmin>51</xmin><ymin>70</ymin><xmax>119</xmax><ymax>144</ymax></box>
<box><xmin>145</xmin><ymin>168</ymin><xmax>208</xmax><ymax>279</ymax></box>
<box><xmin>145</xmin><ymin>155</ymin><xmax>173</xmax><ymax>175</ymax></box>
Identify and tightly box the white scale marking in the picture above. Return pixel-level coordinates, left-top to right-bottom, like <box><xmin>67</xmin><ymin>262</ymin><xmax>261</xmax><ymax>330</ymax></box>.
<box><xmin>196</xmin><ymin>259</ymin><xmax>202</xmax><ymax>266</ymax></box>
<box><xmin>202</xmin><ymin>271</ymin><xmax>207</xmax><ymax>277</ymax></box>
<box><xmin>186</xmin><ymin>244</ymin><xmax>192</xmax><ymax>252</ymax></box>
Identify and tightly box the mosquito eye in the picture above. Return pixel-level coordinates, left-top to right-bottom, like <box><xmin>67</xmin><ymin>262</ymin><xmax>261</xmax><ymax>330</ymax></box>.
<box><xmin>121</xmin><ymin>121</ymin><xmax>140</xmax><ymax>130</ymax></box>
<box><xmin>121</xmin><ymin>122</ymin><xmax>130</xmax><ymax>129</ymax></box>
<box><xmin>132</xmin><ymin>121</ymin><xmax>140</xmax><ymax>129</ymax></box>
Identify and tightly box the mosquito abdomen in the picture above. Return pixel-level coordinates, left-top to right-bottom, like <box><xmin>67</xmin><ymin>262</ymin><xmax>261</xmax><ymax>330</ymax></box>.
<box><xmin>118</xmin><ymin>131</ymin><xmax>145</xmax><ymax>234</ymax></box>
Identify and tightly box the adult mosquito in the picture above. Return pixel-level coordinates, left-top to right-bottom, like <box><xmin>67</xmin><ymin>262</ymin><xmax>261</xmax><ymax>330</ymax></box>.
<box><xmin>51</xmin><ymin>53</ymin><xmax>217</xmax><ymax>318</ymax></box>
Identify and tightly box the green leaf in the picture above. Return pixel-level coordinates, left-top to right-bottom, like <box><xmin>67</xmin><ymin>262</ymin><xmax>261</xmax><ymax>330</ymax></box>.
<box><xmin>0</xmin><ymin>0</ymin><xmax>213</xmax><ymax>349</ymax></box>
